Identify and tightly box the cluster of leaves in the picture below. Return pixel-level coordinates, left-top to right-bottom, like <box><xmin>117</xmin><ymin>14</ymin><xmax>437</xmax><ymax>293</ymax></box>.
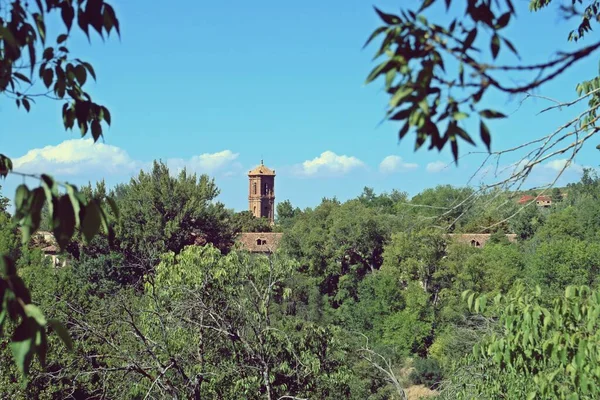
<box><xmin>365</xmin><ymin>1</ymin><xmax>515</xmax><ymax>161</ymax></box>
<box><xmin>1</xmin><ymin>0</ymin><xmax>118</xmax><ymax>137</ymax></box>
<box><xmin>365</xmin><ymin>0</ymin><xmax>600</xmax><ymax>162</ymax></box>
<box><xmin>14</xmin><ymin>176</ymin><xmax>117</xmax><ymax>248</ymax></box>
<box><xmin>0</xmin><ymin>0</ymin><xmax>120</xmax><ymax>379</ymax></box>
<box><xmin>458</xmin><ymin>284</ymin><xmax>600</xmax><ymax>399</ymax></box>
<box><xmin>4</xmin><ymin>174</ymin><xmax>116</xmax><ymax>377</ymax></box>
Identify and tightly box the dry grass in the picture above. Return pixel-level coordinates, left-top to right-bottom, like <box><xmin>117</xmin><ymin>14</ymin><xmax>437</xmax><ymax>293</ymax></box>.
<box><xmin>405</xmin><ymin>384</ymin><xmax>438</xmax><ymax>400</ymax></box>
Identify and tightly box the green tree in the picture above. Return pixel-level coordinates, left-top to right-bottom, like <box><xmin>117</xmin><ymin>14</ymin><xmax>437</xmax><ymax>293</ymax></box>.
<box><xmin>381</xmin><ymin>229</ymin><xmax>446</xmax><ymax>300</ymax></box>
<box><xmin>401</xmin><ymin>185</ymin><xmax>474</xmax><ymax>231</ymax></box>
<box><xmin>115</xmin><ymin>161</ymin><xmax>237</xmax><ymax>274</ymax></box>
<box><xmin>232</xmin><ymin>210</ymin><xmax>272</xmax><ymax>232</ymax></box>
<box><xmin>275</xmin><ymin>199</ymin><xmax>301</xmax><ymax>229</ymax></box>
<box><xmin>282</xmin><ymin>199</ymin><xmax>392</xmax><ymax>303</ymax></box>
<box><xmin>510</xmin><ymin>203</ymin><xmax>545</xmax><ymax>241</ymax></box>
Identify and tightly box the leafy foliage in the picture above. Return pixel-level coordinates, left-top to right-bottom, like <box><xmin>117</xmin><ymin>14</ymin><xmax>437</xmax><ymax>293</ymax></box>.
<box><xmin>409</xmin><ymin>357</ymin><xmax>443</xmax><ymax>389</ymax></box>
<box><xmin>365</xmin><ymin>0</ymin><xmax>600</xmax><ymax>161</ymax></box>
<box><xmin>0</xmin><ymin>0</ymin><xmax>121</xmax><ymax>378</ymax></box>
<box><xmin>451</xmin><ymin>284</ymin><xmax>600</xmax><ymax>399</ymax></box>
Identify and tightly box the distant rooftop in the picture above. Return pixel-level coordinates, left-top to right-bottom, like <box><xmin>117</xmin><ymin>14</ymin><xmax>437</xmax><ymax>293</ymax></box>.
<box><xmin>248</xmin><ymin>160</ymin><xmax>275</xmax><ymax>176</ymax></box>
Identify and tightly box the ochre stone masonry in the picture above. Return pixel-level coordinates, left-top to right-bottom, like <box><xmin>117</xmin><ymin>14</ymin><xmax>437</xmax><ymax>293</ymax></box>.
<box><xmin>248</xmin><ymin>160</ymin><xmax>275</xmax><ymax>225</ymax></box>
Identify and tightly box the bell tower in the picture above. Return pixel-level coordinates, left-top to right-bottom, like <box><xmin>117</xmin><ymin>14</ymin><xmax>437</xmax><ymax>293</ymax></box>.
<box><xmin>248</xmin><ymin>160</ymin><xmax>275</xmax><ymax>225</ymax></box>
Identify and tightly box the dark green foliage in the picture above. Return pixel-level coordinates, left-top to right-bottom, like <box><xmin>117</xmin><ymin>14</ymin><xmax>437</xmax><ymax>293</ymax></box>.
<box><xmin>115</xmin><ymin>161</ymin><xmax>237</xmax><ymax>274</ymax></box>
<box><xmin>409</xmin><ymin>358</ymin><xmax>443</xmax><ymax>389</ymax></box>
<box><xmin>0</xmin><ymin>0</ymin><xmax>121</xmax><ymax>377</ymax></box>
<box><xmin>233</xmin><ymin>211</ymin><xmax>272</xmax><ymax>232</ymax></box>
<box><xmin>510</xmin><ymin>203</ymin><xmax>545</xmax><ymax>240</ymax></box>
<box><xmin>275</xmin><ymin>199</ymin><xmax>302</xmax><ymax>229</ymax></box>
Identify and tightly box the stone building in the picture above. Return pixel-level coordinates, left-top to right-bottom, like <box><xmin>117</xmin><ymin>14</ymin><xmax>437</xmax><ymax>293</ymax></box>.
<box><xmin>236</xmin><ymin>232</ymin><xmax>283</xmax><ymax>254</ymax></box>
<box><xmin>248</xmin><ymin>160</ymin><xmax>276</xmax><ymax>225</ymax></box>
<box><xmin>447</xmin><ymin>233</ymin><xmax>518</xmax><ymax>248</ymax></box>
<box><xmin>518</xmin><ymin>194</ymin><xmax>552</xmax><ymax>208</ymax></box>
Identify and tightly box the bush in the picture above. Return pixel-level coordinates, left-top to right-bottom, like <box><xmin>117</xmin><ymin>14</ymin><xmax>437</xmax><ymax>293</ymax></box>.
<box><xmin>409</xmin><ymin>358</ymin><xmax>443</xmax><ymax>389</ymax></box>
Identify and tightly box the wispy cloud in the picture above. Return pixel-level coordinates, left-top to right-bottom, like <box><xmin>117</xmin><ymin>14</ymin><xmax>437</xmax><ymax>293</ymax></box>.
<box><xmin>542</xmin><ymin>158</ymin><xmax>583</xmax><ymax>174</ymax></box>
<box><xmin>426</xmin><ymin>161</ymin><xmax>448</xmax><ymax>173</ymax></box>
<box><xmin>379</xmin><ymin>155</ymin><xmax>418</xmax><ymax>174</ymax></box>
<box><xmin>295</xmin><ymin>151</ymin><xmax>365</xmax><ymax>177</ymax></box>
<box><xmin>167</xmin><ymin>150</ymin><xmax>241</xmax><ymax>175</ymax></box>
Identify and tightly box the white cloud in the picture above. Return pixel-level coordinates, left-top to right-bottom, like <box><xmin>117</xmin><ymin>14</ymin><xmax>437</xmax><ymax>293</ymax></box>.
<box><xmin>297</xmin><ymin>151</ymin><xmax>365</xmax><ymax>176</ymax></box>
<box><xmin>167</xmin><ymin>150</ymin><xmax>240</xmax><ymax>174</ymax></box>
<box><xmin>542</xmin><ymin>158</ymin><xmax>583</xmax><ymax>173</ymax></box>
<box><xmin>11</xmin><ymin>139</ymin><xmax>241</xmax><ymax>179</ymax></box>
<box><xmin>426</xmin><ymin>161</ymin><xmax>447</xmax><ymax>173</ymax></box>
<box><xmin>379</xmin><ymin>155</ymin><xmax>418</xmax><ymax>174</ymax></box>
<box><xmin>12</xmin><ymin>138</ymin><xmax>138</xmax><ymax>176</ymax></box>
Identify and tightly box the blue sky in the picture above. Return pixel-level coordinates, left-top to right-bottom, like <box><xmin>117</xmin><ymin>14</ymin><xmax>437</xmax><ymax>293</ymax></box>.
<box><xmin>1</xmin><ymin>0</ymin><xmax>598</xmax><ymax>211</ymax></box>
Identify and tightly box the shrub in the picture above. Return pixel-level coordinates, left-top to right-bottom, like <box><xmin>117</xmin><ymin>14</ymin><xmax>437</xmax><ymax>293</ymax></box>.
<box><xmin>409</xmin><ymin>358</ymin><xmax>443</xmax><ymax>389</ymax></box>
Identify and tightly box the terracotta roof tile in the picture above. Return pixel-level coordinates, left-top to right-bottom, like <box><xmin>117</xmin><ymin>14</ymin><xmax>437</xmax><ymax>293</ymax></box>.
<box><xmin>248</xmin><ymin>164</ymin><xmax>275</xmax><ymax>176</ymax></box>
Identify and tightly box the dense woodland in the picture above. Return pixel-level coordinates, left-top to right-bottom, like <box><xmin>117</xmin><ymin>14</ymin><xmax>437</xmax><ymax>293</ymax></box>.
<box><xmin>0</xmin><ymin>160</ymin><xmax>597</xmax><ymax>399</ymax></box>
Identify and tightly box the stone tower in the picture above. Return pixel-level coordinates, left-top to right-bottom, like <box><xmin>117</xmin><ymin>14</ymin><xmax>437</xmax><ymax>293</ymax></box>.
<box><xmin>248</xmin><ymin>160</ymin><xmax>276</xmax><ymax>224</ymax></box>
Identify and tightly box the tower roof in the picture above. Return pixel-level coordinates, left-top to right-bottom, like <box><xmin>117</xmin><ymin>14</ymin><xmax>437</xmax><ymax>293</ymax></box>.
<box><xmin>248</xmin><ymin>161</ymin><xmax>275</xmax><ymax>176</ymax></box>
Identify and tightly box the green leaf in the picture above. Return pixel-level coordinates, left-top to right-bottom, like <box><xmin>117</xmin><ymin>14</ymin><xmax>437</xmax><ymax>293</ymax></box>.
<box><xmin>419</xmin><ymin>0</ymin><xmax>435</xmax><ymax>12</ymax></box>
<box><xmin>453</xmin><ymin>112</ymin><xmax>468</xmax><ymax>121</ymax></box>
<box><xmin>74</xmin><ymin>64</ymin><xmax>87</xmax><ymax>86</ymax></box>
<box><xmin>496</xmin><ymin>12</ymin><xmax>511</xmax><ymax>29</ymax></box>
<box><xmin>363</xmin><ymin>26</ymin><xmax>387</xmax><ymax>49</ymax></box>
<box><xmin>10</xmin><ymin>318</ymin><xmax>36</xmax><ymax>376</ymax></box>
<box><xmin>451</xmin><ymin>138</ymin><xmax>459</xmax><ymax>163</ymax></box>
<box><xmin>82</xmin><ymin>201</ymin><xmax>101</xmax><ymax>242</ymax></box>
<box><xmin>479</xmin><ymin>109</ymin><xmax>507</xmax><ymax>119</ymax></box>
<box><xmin>100</xmin><ymin>106</ymin><xmax>111</xmax><ymax>125</ymax></box>
<box><xmin>502</xmin><ymin>37</ymin><xmax>520</xmax><ymax>59</ymax></box>
<box><xmin>33</xmin><ymin>13</ymin><xmax>46</xmax><ymax>44</ymax></box>
<box><xmin>468</xmin><ymin>292</ymin><xmax>475</xmax><ymax>311</ymax></box>
<box><xmin>480</xmin><ymin>119</ymin><xmax>491</xmax><ymax>152</ymax></box>
<box><xmin>35</xmin><ymin>329</ymin><xmax>47</xmax><ymax>368</ymax></box>
<box><xmin>81</xmin><ymin>61</ymin><xmax>96</xmax><ymax>81</ymax></box>
<box><xmin>463</xmin><ymin>28</ymin><xmax>477</xmax><ymax>50</ymax></box>
<box><xmin>106</xmin><ymin>196</ymin><xmax>119</xmax><ymax>219</ymax></box>
<box><xmin>13</xmin><ymin>72</ymin><xmax>31</xmax><ymax>85</ymax></box>
<box><xmin>91</xmin><ymin>120</ymin><xmax>102</xmax><ymax>141</ymax></box>
<box><xmin>0</xmin><ymin>154</ymin><xmax>13</xmax><ymax>177</ymax></box>
<box><xmin>53</xmin><ymin>195</ymin><xmax>76</xmax><ymax>249</ymax></box>
<box><xmin>66</xmin><ymin>185</ymin><xmax>82</xmax><ymax>227</ymax></box>
<box><xmin>24</xmin><ymin>304</ymin><xmax>47</xmax><ymax>326</ymax></box>
<box><xmin>22</xmin><ymin>98</ymin><xmax>31</xmax><ymax>113</ymax></box>
<box><xmin>15</xmin><ymin>185</ymin><xmax>29</xmax><ymax>211</ymax></box>
<box><xmin>373</xmin><ymin>7</ymin><xmax>400</xmax><ymax>25</ymax></box>
<box><xmin>390</xmin><ymin>87</ymin><xmax>413</xmax><ymax>108</ymax></box>
<box><xmin>40</xmin><ymin>174</ymin><xmax>55</xmax><ymax>217</ymax></box>
<box><xmin>0</xmin><ymin>255</ymin><xmax>16</xmax><ymax>276</ymax></box>
<box><xmin>491</xmin><ymin>33</ymin><xmax>501</xmax><ymax>59</ymax></box>
<box><xmin>48</xmin><ymin>319</ymin><xmax>73</xmax><ymax>351</ymax></box>
<box><xmin>42</xmin><ymin>68</ymin><xmax>54</xmax><ymax>89</ymax></box>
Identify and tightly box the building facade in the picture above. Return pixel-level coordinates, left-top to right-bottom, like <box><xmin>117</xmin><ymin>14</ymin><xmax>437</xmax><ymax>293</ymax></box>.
<box><xmin>248</xmin><ymin>161</ymin><xmax>275</xmax><ymax>224</ymax></box>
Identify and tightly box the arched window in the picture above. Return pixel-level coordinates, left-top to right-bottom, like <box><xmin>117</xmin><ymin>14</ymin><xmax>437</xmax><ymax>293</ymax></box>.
<box><xmin>253</xmin><ymin>182</ymin><xmax>257</xmax><ymax>195</ymax></box>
